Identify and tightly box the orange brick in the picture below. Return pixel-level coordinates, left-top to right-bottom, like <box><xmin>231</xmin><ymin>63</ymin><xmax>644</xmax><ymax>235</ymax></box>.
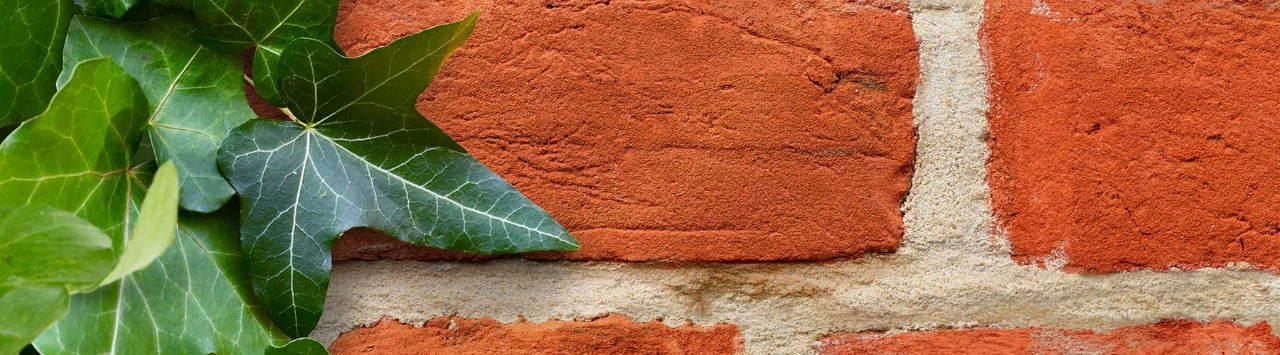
<box><xmin>328</xmin><ymin>315</ymin><xmax>741</xmax><ymax>354</ymax></box>
<box><xmin>984</xmin><ymin>0</ymin><xmax>1280</xmax><ymax>272</ymax></box>
<box><xmin>330</xmin><ymin>0</ymin><xmax>918</xmax><ymax>261</ymax></box>
<box><xmin>819</xmin><ymin>320</ymin><xmax>1280</xmax><ymax>354</ymax></box>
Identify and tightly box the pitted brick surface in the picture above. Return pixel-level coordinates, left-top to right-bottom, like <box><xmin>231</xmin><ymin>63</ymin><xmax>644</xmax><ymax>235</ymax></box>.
<box><xmin>818</xmin><ymin>320</ymin><xmax>1280</xmax><ymax>355</ymax></box>
<box><xmin>331</xmin><ymin>0</ymin><xmax>918</xmax><ymax>261</ymax></box>
<box><xmin>984</xmin><ymin>0</ymin><xmax>1280</xmax><ymax>272</ymax></box>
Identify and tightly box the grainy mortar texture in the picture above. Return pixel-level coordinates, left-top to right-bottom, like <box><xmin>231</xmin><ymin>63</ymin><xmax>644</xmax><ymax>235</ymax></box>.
<box><xmin>314</xmin><ymin>0</ymin><xmax>1280</xmax><ymax>353</ymax></box>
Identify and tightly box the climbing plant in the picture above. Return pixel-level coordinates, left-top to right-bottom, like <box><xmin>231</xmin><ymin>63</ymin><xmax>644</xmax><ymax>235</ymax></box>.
<box><xmin>0</xmin><ymin>0</ymin><xmax>576</xmax><ymax>353</ymax></box>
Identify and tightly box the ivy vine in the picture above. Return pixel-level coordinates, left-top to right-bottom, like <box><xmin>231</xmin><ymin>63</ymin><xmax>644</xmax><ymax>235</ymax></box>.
<box><xmin>0</xmin><ymin>0</ymin><xmax>577</xmax><ymax>353</ymax></box>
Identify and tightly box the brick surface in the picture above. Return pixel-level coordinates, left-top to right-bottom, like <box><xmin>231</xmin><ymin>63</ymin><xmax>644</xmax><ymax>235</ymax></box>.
<box><xmin>818</xmin><ymin>320</ymin><xmax>1280</xmax><ymax>354</ymax></box>
<box><xmin>327</xmin><ymin>315</ymin><xmax>741</xmax><ymax>354</ymax></box>
<box><xmin>984</xmin><ymin>0</ymin><xmax>1280</xmax><ymax>272</ymax></box>
<box><xmin>330</xmin><ymin>0</ymin><xmax>918</xmax><ymax>261</ymax></box>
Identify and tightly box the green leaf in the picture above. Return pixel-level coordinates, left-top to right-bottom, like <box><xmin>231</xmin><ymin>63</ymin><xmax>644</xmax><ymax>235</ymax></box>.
<box><xmin>0</xmin><ymin>57</ymin><xmax>143</xmax><ymax>355</ymax></box>
<box><xmin>35</xmin><ymin>207</ymin><xmax>292</xmax><ymax>354</ymax></box>
<box><xmin>151</xmin><ymin>0</ymin><xmax>191</xmax><ymax>9</ymax></box>
<box><xmin>218</xmin><ymin>11</ymin><xmax>577</xmax><ymax>337</ymax></box>
<box><xmin>0</xmin><ymin>0</ymin><xmax>75</xmax><ymax>126</ymax></box>
<box><xmin>62</xmin><ymin>14</ymin><xmax>256</xmax><ymax>213</ymax></box>
<box><xmin>0</xmin><ymin>58</ymin><xmax>148</xmax><ymax>248</ymax></box>
<box><xmin>266</xmin><ymin>338</ymin><xmax>330</xmax><ymax>355</ymax></box>
<box><xmin>117</xmin><ymin>0</ymin><xmax>185</xmax><ymax>21</ymax></box>
<box><xmin>191</xmin><ymin>0</ymin><xmax>339</xmax><ymax>105</ymax></box>
<box><xmin>0</xmin><ymin>206</ymin><xmax>113</xmax><ymax>292</ymax></box>
<box><xmin>0</xmin><ymin>167</ymin><xmax>176</xmax><ymax>355</ymax></box>
<box><xmin>97</xmin><ymin>162</ymin><xmax>178</xmax><ymax>286</ymax></box>
<box><xmin>1</xmin><ymin>286</ymin><xmax>68</xmax><ymax>355</ymax></box>
<box><xmin>0</xmin><ymin>58</ymin><xmax>288</xmax><ymax>354</ymax></box>
<box><xmin>0</xmin><ymin>206</ymin><xmax>115</xmax><ymax>355</ymax></box>
<box><xmin>75</xmin><ymin>0</ymin><xmax>137</xmax><ymax>19</ymax></box>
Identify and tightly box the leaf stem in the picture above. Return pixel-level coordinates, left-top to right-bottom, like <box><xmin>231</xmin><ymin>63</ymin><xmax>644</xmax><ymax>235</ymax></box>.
<box><xmin>279</xmin><ymin>107</ymin><xmax>300</xmax><ymax>123</ymax></box>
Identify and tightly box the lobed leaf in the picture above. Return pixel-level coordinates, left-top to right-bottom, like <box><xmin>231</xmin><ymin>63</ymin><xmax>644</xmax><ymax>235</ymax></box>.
<box><xmin>97</xmin><ymin>162</ymin><xmax>179</xmax><ymax>286</ymax></box>
<box><xmin>0</xmin><ymin>58</ymin><xmax>148</xmax><ymax>247</ymax></box>
<box><xmin>0</xmin><ymin>58</ymin><xmax>154</xmax><ymax>353</ymax></box>
<box><xmin>0</xmin><ymin>58</ymin><xmax>295</xmax><ymax>354</ymax></box>
<box><xmin>0</xmin><ymin>0</ymin><xmax>75</xmax><ymax>126</ymax></box>
<box><xmin>62</xmin><ymin>14</ymin><xmax>256</xmax><ymax>212</ymax></box>
<box><xmin>191</xmin><ymin>0</ymin><xmax>340</xmax><ymax>105</ymax></box>
<box><xmin>35</xmin><ymin>207</ymin><xmax>295</xmax><ymax>354</ymax></box>
<box><xmin>218</xmin><ymin>11</ymin><xmax>578</xmax><ymax>337</ymax></box>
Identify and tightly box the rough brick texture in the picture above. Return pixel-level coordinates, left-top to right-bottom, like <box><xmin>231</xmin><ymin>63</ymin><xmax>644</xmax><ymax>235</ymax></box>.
<box><xmin>984</xmin><ymin>0</ymin><xmax>1280</xmax><ymax>272</ymax></box>
<box><xmin>818</xmin><ymin>320</ymin><xmax>1280</xmax><ymax>354</ymax></box>
<box><xmin>327</xmin><ymin>315</ymin><xmax>741</xmax><ymax>354</ymax></box>
<box><xmin>330</xmin><ymin>0</ymin><xmax>918</xmax><ymax>261</ymax></box>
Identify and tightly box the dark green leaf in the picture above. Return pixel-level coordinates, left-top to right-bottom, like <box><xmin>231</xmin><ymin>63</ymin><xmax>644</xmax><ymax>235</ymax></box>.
<box><xmin>0</xmin><ymin>125</ymin><xmax>15</xmax><ymax>141</ymax></box>
<box><xmin>218</xmin><ymin>11</ymin><xmax>577</xmax><ymax>337</ymax></box>
<box><xmin>118</xmin><ymin>0</ymin><xmax>185</xmax><ymax>22</ymax></box>
<box><xmin>266</xmin><ymin>338</ymin><xmax>329</xmax><ymax>355</ymax></box>
<box><xmin>151</xmin><ymin>0</ymin><xmax>191</xmax><ymax>9</ymax></box>
<box><xmin>0</xmin><ymin>206</ymin><xmax>114</xmax><ymax>355</ymax></box>
<box><xmin>0</xmin><ymin>0</ymin><xmax>75</xmax><ymax>126</ymax></box>
<box><xmin>191</xmin><ymin>0</ymin><xmax>339</xmax><ymax>105</ymax></box>
<box><xmin>62</xmin><ymin>14</ymin><xmax>255</xmax><ymax>213</ymax></box>
<box><xmin>75</xmin><ymin>0</ymin><xmax>137</xmax><ymax>19</ymax></box>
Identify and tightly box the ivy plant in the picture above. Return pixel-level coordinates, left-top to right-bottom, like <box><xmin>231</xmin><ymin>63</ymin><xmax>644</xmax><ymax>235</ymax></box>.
<box><xmin>0</xmin><ymin>0</ymin><xmax>576</xmax><ymax>353</ymax></box>
<box><xmin>0</xmin><ymin>59</ymin><xmax>182</xmax><ymax>353</ymax></box>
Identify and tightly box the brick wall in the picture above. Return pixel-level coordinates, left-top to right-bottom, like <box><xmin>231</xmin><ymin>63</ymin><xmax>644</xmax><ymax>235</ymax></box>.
<box><xmin>316</xmin><ymin>0</ymin><xmax>1280</xmax><ymax>353</ymax></box>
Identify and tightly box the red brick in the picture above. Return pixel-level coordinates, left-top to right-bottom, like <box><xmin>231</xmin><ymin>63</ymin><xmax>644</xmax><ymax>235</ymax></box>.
<box><xmin>327</xmin><ymin>315</ymin><xmax>741</xmax><ymax>354</ymax></box>
<box><xmin>331</xmin><ymin>0</ymin><xmax>918</xmax><ymax>261</ymax></box>
<box><xmin>818</xmin><ymin>320</ymin><xmax>1280</xmax><ymax>354</ymax></box>
<box><xmin>984</xmin><ymin>0</ymin><xmax>1280</xmax><ymax>272</ymax></box>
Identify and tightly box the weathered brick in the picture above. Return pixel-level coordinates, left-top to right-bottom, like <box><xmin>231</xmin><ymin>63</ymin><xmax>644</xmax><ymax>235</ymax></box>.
<box><xmin>330</xmin><ymin>0</ymin><xmax>918</xmax><ymax>261</ymax></box>
<box><xmin>818</xmin><ymin>320</ymin><xmax>1280</xmax><ymax>354</ymax></box>
<box><xmin>327</xmin><ymin>315</ymin><xmax>741</xmax><ymax>354</ymax></box>
<box><xmin>984</xmin><ymin>0</ymin><xmax>1280</xmax><ymax>272</ymax></box>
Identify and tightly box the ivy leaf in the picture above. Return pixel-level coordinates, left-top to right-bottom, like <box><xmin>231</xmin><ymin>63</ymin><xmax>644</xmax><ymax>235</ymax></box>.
<box><xmin>266</xmin><ymin>338</ymin><xmax>329</xmax><ymax>355</ymax></box>
<box><xmin>96</xmin><ymin>162</ymin><xmax>179</xmax><ymax>286</ymax></box>
<box><xmin>75</xmin><ymin>0</ymin><xmax>137</xmax><ymax>19</ymax></box>
<box><xmin>0</xmin><ymin>58</ymin><xmax>292</xmax><ymax>354</ymax></box>
<box><xmin>35</xmin><ymin>207</ymin><xmax>296</xmax><ymax>354</ymax></box>
<box><xmin>218</xmin><ymin>11</ymin><xmax>578</xmax><ymax>337</ymax></box>
<box><xmin>191</xmin><ymin>0</ymin><xmax>339</xmax><ymax>105</ymax></box>
<box><xmin>0</xmin><ymin>58</ymin><xmax>148</xmax><ymax>245</ymax></box>
<box><xmin>0</xmin><ymin>0</ymin><xmax>74</xmax><ymax>126</ymax></box>
<box><xmin>117</xmin><ymin>0</ymin><xmax>186</xmax><ymax>22</ymax></box>
<box><xmin>0</xmin><ymin>164</ymin><xmax>176</xmax><ymax>355</ymax></box>
<box><xmin>62</xmin><ymin>14</ymin><xmax>255</xmax><ymax>213</ymax></box>
<box><xmin>151</xmin><ymin>0</ymin><xmax>191</xmax><ymax>9</ymax></box>
<box><xmin>0</xmin><ymin>206</ymin><xmax>115</xmax><ymax>355</ymax></box>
